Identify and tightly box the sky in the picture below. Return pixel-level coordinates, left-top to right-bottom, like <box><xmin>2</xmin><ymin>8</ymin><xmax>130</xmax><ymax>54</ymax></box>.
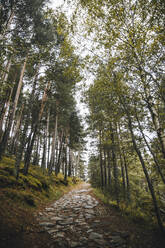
<box><xmin>50</xmin><ymin>0</ymin><xmax>64</xmax><ymax>8</ymax></box>
<box><xmin>49</xmin><ymin>0</ymin><xmax>94</xmax><ymax>165</ymax></box>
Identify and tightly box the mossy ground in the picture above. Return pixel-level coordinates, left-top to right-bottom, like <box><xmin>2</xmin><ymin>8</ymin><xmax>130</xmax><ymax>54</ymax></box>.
<box><xmin>0</xmin><ymin>156</ymin><xmax>82</xmax><ymax>248</ymax></box>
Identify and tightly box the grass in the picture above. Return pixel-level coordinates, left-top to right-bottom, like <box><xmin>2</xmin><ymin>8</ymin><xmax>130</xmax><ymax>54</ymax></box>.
<box><xmin>92</xmin><ymin>187</ymin><xmax>165</xmax><ymax>248</ymax></box>
<box><xmin>92</xmin><ymin>187</ymin><xmax>157</xmax><ymax>226</ymax></box>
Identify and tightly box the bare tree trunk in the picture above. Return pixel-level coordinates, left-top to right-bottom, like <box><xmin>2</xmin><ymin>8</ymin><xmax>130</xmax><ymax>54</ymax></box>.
<box><xmin>110</xmin><ymin>124</ymin><xmax>119</xmax><ymax>206</ymax></box>
<box><xmin>45</xmin><ymin>110</ymin><xmax>50</xmax><ymax>169</ymax></box>
<box><xmin>99</xmin><ymin>130</ymin><xmax>104</xmax><ymax>189</ymax></box>
<box><xmin>49</xmin><ymin>114</ymin><xmax>58</xmax><ymax>175</ymax></box>
<box><xmin>23</xmin><ymin>83</ymin><xmax>50</xmax><ymax>175</ymax></box>
<box><xmin>10</xmin><ymin>104</ymin><xmax>24</xmax><ymax>155</ymax></box>
<box><xmin>68</xmin><ymin>147</ymin><xmax>72</xmax><ymax>177</ymax></box>
<box><xmin>1</xmin><ymin>57</ymin><xmax>12</xmax><ymax>88</ymax></box>
<box><xmin>121</xmin><ymin>97</ymin><xmax>164</xmax><ymax>233</ymax></box>
<box><xmin>139</xmin><ymin>71</ymin><xmax>165</xmax><ymax>159</ymax></box>
<box><xmin>123</xmin><ymin>152</ymin><xmax>130</xmax><ymax>202</ymax></box>
<box><xmin>103</xmin><ymin>148</ymin><xmax>107</xmax><ymax>187</ymax></box>
<box><xmin>135</xmin><ymin>106</ymin><xmax>165</xmax><ymax>184</ymax></box>
<box><xmin>56</xmin><ymin>131</ymin><xmax>64</xmax><ymax>175</ymax></box>
<box><xmin>0</xmin><ymin>87</ymin><xmax>13</xmax><ymax>141</ymax></box>
<box><xmin>107</xmin><ymin>149</ymin><xmax>112</xmax><ymax>187</ymax></box>
<box><xmin>0</xmin><ymin>56</ymin><xmax>27</xmax><ymax>160</ymax></box>
<box><xmin>64</xmin><ymin>144</ymin><xmax>68</xmax><ymax>182</ymax></box>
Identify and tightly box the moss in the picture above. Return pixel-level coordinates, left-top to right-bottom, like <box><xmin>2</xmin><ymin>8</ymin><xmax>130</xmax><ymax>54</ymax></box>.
<box><xmin>67</xmin><ymin>177</ymin><xmax>73</xmax><ymax>186</ymax></box>
<box><xmin>19</xmin><ymin>174</ymin><xmax>42</xmax><ymax>191</ymax></box>
<box><xmin>0</xmin><ymin>174</ymin><xmax>17</xmax><ymax>187</ymax></box>
<box><xmin>0</xmin><ymin>169</ymin><xmax>10</xmax><ymax>176</ymax></box>
<box><xmin>0</xmin><ymin>156</ymin><xmax>81</xmax><ymax>210</ymax></box>
<box><xmin>3</xmin><ymin>188</ymin><xmax>35</xmax><ymax>206</ymax></box>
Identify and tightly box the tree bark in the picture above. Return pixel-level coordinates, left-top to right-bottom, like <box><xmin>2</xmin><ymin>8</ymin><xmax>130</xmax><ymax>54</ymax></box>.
<box><xmin>49</xmin><ymin>114</ymin><xmax>58</xmax><ymax>175</ymax></box>
<box><xmin>23</xmin><ymin>82</ymin><xmax>50</xmax><ymax>175</ymax></box>
<box><xmin>0</xmin><ymin>56</ymin><xmax>27</xmax><ymax>160</ymax></box>
<box><xmin>103</xmin><ymin>148</ymin><xmax>107</xmax><ymax>187</ymax></box>
<box><xmin>110</xmin><ymin>124</ymin><xmax>119</xmax><ymax>206</ymax></box>
<box><xmin>99</xmin><ymin>130</ymin><xmax>104</xmax><ymax>189</ymax></box>
<box><xmin>107</xmin><ymin>149</ymin><xmax>112</xmax><ymax>187</ymax></box>
<box><xmin>121</xmin><ymin>97</ymin><xmax>164</xmax><ymax>233</ymax></box>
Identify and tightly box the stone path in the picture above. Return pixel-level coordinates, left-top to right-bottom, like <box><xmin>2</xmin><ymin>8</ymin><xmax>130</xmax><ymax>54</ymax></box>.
<box><xmin>36</xmin><ymin>183</ymin><xmax>129</xmax><ymax>248</ymax></box>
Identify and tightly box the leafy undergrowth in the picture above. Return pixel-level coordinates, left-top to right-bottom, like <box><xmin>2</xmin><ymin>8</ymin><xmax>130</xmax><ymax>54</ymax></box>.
<box><xmin>92</xmin><ymin>187</ymin><xmax>165</xmax><ymax>248</ymax></box>
<box><xmin>0</xmin><ymin>156</ymin><xmax>82</xmax><ymax>248</ymax></box>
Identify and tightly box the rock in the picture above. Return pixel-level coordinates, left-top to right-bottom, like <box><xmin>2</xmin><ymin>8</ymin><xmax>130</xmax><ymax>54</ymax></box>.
<box><xmin>54</xmin><ymin>232</ymin><xmax>65</xmax><ymax>238</ymax></box>
<box><xmin>45</xmin><ymin>207</ymin><xmax>55</xmax><ymax>212</ymax></box>
<box><xmin>39</xmin><ymin>222</ymin><xmax>55</xmax><ymax>227</ymax></box>
<box><xmin>95</xmin><ymin>239</ymin><xmax>107</xmax><ymax>246</ymax></box>
<box><xmin>70</xmin><ymin>241</ymin><xmax>80</xmax><ymax>247</ymax></box>
<box><xmin>85</xmin><ymin>214</ymin><xmax>94</xmax><ymax>219</ymax></box>
<box><xmin>58</xmin><ymin>218</ymin><xmax>74</xmax><ymax>225</ymax></box>
<box><xmin>51</xmin><ymin>217</ymin><xmax>63</xmax><ymax>222</ymax></box>
<box><xmin>35</xmin><ymin>184</ymin><xmax>128</xmax><ymax>248</ymax></box>
<box><xmin>51</xmin><ymin>239</ymin><xmax>69</xmax><ymax>248</ymax></box>
<box><xmin>110</xmin><ymin>236</ymin><xmax>126</xmax><ymax>246</ymax></box>
<box><xmin>120</xmin><ymin>231</ymin><xmax>130</xmax><ymax>238</ymax></box>
<box><xmin>89</xmin><ymin>232</ymin><xmax>103</xmax><ymax>240</ymax></box>
<box><xmin>84</xmin><ymin>206</ymin><xmax>93</xmax><ymax>209</ymax></box>
<box><xmin>48</xmin><ymin>229</ymin><xmax>58</xmax><ymax>234</ymax></box>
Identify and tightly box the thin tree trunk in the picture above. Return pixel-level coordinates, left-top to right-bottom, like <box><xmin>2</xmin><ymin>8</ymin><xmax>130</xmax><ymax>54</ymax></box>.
<box><xmin>121</xmin><ymin>97</ymin><xmax>164</xmax><ymax>233</ymax></box>
<box><xmin>64</xmin><ymin>144</ymin><xmax>68</xmax><ymax>182</ymax></box>
<box><xmin>123</xmin><ymin>152</ymin><xmax>130</xmax><ymax>202</ymax></box>
<box><xmin>46</xmin><ymin>110</ymin><xmax>50</xmax><ymax>169</ymax></box>
<box><xmin>68</xmin><ymin>147</ymin><xmax>72</xmax><ymax>177</ymax></box>
<box><xmin>110</xmin><ymin>124</ymin><xmax>119</xmax><ymax>206</ymax></box>
<box><xmin>107</xmin><ymin>149</ymin><xmax>112</xmax><ymax>187</ymax></box>
<box><xmin>99</xmin><ymin>130</ymin><xmax>104</xmax><ymax>189</ymax></box>
<box><xmin>0</xmin><ymin>56</ymin><xmax>27</xmax><ymax>160</ymax></box>
<box><xmin>10</xmin><ymin>104</ymin><xmax>24</xmax><ymax>155</ymax></box>
<box><xmin>23</xmin><ymin>83</ymin><xmax>50</xmax><ymax>175</ymax></box>
<box><xmin>135</xmin><ymin>107</ymin><xmax>165</xmax><ymax>184</ymax></box>
<box><xmin>103</xmin><ymin>148</ymin><xmax>107</xmax><ymax>187</ymax></box>
<box><xmin>56</xmin><ymin>132</ymin><xmax>64</xmax><ymax>175</ymax></box>
<box><xmin>49</xmin><ymin>114</ymin><xmax>58</xmax><ymax>175</ymax></box>
<box><xmin>0</xmin><ymin>87</ymin><xmax>13</xmax><ymax>141</ymax></box>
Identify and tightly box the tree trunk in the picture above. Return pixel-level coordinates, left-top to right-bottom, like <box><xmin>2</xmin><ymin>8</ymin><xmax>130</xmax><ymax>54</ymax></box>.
<box><xmin>107</xmin><ymin>149</ymin><xmax>112</xmax><ymax>187</ymax></box>
<box><xmin>121</xmin><ymin>97</ymin><xmax>164</xmax><ymax>233</ymax></box>
<box><xmin>68</xmin><ymin>147</ymin><xmax>72</xmax><ymax>177</ymax></box>
<box><xmin>0</xmin><ymin>87</ymin><xmax>13</xmax><ymax>141</ymax></box>
<box><xmin>55</xmin><ymin>132</ymin><xmax>64</xmax><ymax>175</ymax></box>
<box><xmin>49</xmin><ymin>114</ymin><xmax>58</xmax><ymax>175</ymax></box>
<box><xmin>23</xmin><ymin>83</ymin><xmax>50</xmax><ymax>175</ymax></box>
<box><xmin>64</xmin><ymin>145</ymin><xmax>68</xmax><ymax>182</ymax></box>
<box><xmin>99</xmin><ymin>130</ymin><xmax>104</xmax><ymax>189</ymax></box>
<box><xmin>123</xmin><ymin>152</ymin><xmax>130</xmax><ymax>202</ymax></box>
<box><xmin>10</xmin><ymin>104</ymin><xmax>24</xmax><ymax>155</ymax></box>
<box><xmin>103</xmin><ymin>148</ymin><xmax>107</xmax><ymax>187</ymax></box>
<box><xmin>135</xmin><ymin>107</ymin><xmax>165</xmax><ymax>184</ymax></box>
<box><xmin>0</xmin><ymin>56</ymin><xmax>27</xmax><ymax>160</ymax></box>
<box><xmin>110</xmin><ymin>124</ymin><xmax>119</xmax><ymax>206</ymax></box>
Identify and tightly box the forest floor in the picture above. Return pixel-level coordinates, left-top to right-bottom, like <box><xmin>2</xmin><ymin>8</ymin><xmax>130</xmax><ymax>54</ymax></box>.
<box><xmin>1</xmin><ymin>182</ymin><xmax>164</xmax><ymax>248</ymax></box>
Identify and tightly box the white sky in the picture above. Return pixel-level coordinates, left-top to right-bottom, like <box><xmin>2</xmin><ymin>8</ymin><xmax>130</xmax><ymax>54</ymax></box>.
<box><xmin>50</xmin><ymin>0</ymin><xmax>64</xmax><ymax>8</ymax></box>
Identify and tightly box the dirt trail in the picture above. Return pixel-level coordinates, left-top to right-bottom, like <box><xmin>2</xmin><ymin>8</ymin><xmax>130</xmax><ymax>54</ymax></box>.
<box><xmin>36</xmin><ymin>183</ymin><xmax>129</xmax><ymax>248</ymax></box>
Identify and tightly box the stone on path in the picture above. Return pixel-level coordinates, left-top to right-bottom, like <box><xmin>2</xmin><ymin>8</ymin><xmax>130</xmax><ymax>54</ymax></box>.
<box><xmin>36</xmin><ymin>183</ymin><xmax>129</xmax><ymax>248</ymax></box>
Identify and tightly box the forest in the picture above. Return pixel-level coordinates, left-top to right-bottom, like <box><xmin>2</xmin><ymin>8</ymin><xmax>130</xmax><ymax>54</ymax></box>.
<box><xmin>0</xmin><ymin>0</ymin><xmax>165</xmax><ymax>246</ymax></box>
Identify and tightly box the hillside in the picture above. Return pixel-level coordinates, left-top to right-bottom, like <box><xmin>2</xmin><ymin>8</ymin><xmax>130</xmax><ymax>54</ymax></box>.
<box><xmin>0</xmin><ymin>156</ymin><xmax>81</xmax><ymax>248</ymax></box>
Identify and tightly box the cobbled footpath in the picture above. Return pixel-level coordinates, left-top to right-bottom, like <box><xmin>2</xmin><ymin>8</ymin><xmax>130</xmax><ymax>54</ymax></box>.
<box><xmin>36</xmin><ymin>183</ymin><xmax>129</xmax><ymax>248</ymax></box>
